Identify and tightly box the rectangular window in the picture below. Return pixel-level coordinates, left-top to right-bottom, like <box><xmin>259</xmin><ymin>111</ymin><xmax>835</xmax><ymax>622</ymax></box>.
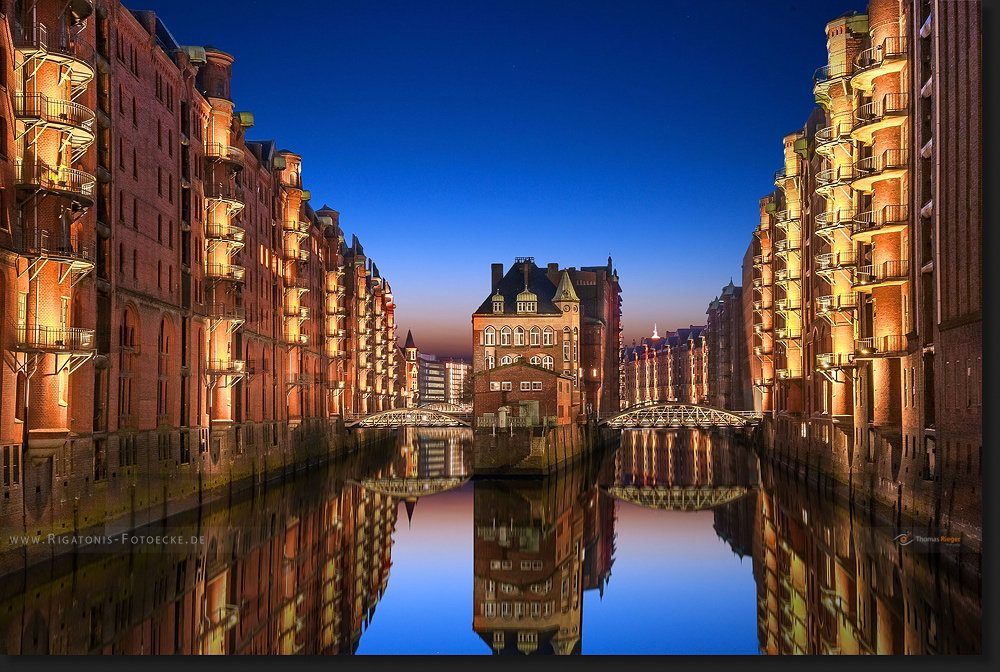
<box><xmin>489</xmin><ymin>382</ymin><xmax>500</xmax><ymax>391</ymax></box>
<box><xmin>532</xmin><ymin>381</ymin><xmax>542</xmax><ymax>391</ymax></box>
<box><xmin>520</xmin><ymin>381</ymin><xmax>531</xmax><ymax>391</ymax></box>
<box><xmin>563</xmin><ymin>340</ymin><xmax>571</xmax><ymax>361</ymax></box>
<box><xmin>501</xmin><ymin>382</ymin><xmax>512</xmax><ymax>391</ymax></box>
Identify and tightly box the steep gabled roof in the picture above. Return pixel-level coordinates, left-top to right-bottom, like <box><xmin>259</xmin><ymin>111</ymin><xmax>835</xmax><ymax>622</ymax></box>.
<box><xmin>404</xmin><ymin>329</ymin><xmax>416</xmax><ymax>349</ymax></box>
<box><xmin>473</xmin><ymin>260</ymin><xmax>561</xmax><ymax>315</ymax></box>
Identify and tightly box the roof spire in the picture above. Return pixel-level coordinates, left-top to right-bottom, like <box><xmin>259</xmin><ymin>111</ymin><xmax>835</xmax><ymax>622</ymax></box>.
<box><xmin>652</xmin><ymin>323</ymin><xmax>659</xmax><ymax>339</ymax></box>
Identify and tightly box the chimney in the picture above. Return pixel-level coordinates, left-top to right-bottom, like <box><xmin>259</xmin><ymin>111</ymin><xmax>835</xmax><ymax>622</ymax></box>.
<box><xmin>547</xmin><ymin>262</ymin><xmax>558</xmax><ymax>275</ymax></box>
<box><xmin>491</xmin><ymin>263</ymin><xmax>503</xmax><ymax>289</ymax></box>
<box><xmin>522</xmin><ymin>260</ymin><xmax>530</xmax><ymax>290</ymax></box>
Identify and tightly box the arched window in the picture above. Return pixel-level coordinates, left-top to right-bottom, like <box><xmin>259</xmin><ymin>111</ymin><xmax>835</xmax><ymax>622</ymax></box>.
<box><xmin>513</xmin><ymin>326</ymin><xmax>524</xmax><ymax>346</ymax></box>
<box><xmin>157</xmin><ymin>317</ymin><xmax>170</xmax><ymax>420</ymax></box>
<box><xmin>530</xmin><ymin>356</ymin><xmax>541</xmax><ymax>366</ymax></box>
<box><xmin>500</xmin><ymin>326</ymin><xmax>511</xmax><ymax>346</ymax></box>
<box><xmin>529</xmin><ymin>327</ymin><xmax>540</xmax><ymax>346</ymax></box>
<box><xmin>563</xmin><ymin>328</ymin><xmax>571</xmax><ymax>361</ymax></box>
<box><xmin>484</xmin><ymin>326</ymin><xmax>495</xmax><ymax>346</ymax></box>
<box><xmin>118</xmin><ymin>308</ymin><xmax>138</xmax><ymax>423</ymax></box>
<box><xmin>542</xmin><ymin>356</ymin><xmax>554</xmax><ymax>371</ymax></box>
<box><xmin>500</xmin><ymin>355</ymin><xmax>513</xmax><ymax>366</ymax></box>
<box><xmin>542</xmin><ymin>327</ymin><xmax>554</xmax><ymax>346</ymax></box>
<box><xmin>486</xmin><ymin>355</ymin><xmax>495</xmax><ymax>370</ymax></box>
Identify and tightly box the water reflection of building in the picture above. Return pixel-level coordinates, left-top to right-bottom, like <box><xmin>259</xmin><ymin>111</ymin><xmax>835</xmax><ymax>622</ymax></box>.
<box><xmin>753</xmin><ymin>456</ymin><xmax>981</xmax><ymax>655</ymax></box>
<box><xmin>0</xmin><ymin>440</ymin><xmax>403</xmax><ymax>655</ymax></box>
<box><xmin>472</xmin><ymin>459</ymin><xmax>615</xmax><ymax>654</ymax></box>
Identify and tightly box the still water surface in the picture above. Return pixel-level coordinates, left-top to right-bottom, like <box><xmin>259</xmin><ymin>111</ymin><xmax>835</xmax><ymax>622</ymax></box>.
<box><xmin>0</xmin><ymin>428</ymin><xmax>981</xmax><ymax>655</ymax></box>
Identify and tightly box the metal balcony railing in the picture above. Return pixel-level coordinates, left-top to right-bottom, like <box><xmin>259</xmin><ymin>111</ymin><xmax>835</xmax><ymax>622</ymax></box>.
<box><xmin>775</xmin><ymin>298</ymin><xmax>801</xmax><ymax>312</ymax></box>
<box><xmin>284</xmin><ymin>331</ymin><xmax>309</xmax><ymax>345</ymax></box>
<box><xmin>854</xmin><ymin>92</ymin><xmax>909</xmax><ymax>131</ymax></box>
<box><xmin>815</xmin><ymin>294</ymin><xmax>858</xmax><ymax>312</ymax></box>
<box><xmin>774</xmin><ymin>166</ymin><xmax>799</xmax><ymax>184</ymax></box>
<box><xmin>208</xmin><ymin>304</ymin><xmax>246</xmax><ymax>321</ymax></box>
<box><xmin>774</xmin><ymin>268</ymin><xmax>801</xmax><ymax>282</ymax></box>
<box><xmin>816</xmin><ymin>353</ymin><xmax>856</xmax><ymax>369</ymax></box>
<box><xmin>753</xmin><ymin>300</ymin><xmax>772</xmax><ymax>311</ymax></box>
<box><xmin>754</xmin><ymin>345</ymin><xmax>773</xmax><ymax>357</ymax></box>
<box><xmin>853</xmin><ymin>148</ymin><xmax>909</xmax><ymax>181</ymax></box>
<box><xmin>775</xmin><ymin>328</ymin><xmax>802</xmax><ymax>341</ymax></box>
<box><xmin>776</xmin><ymin>368</ymin><xmax>802</xmax><ymax>380</ymax></box>
<box><xmin>284</xmin><ymin>247</ymin><xmax>310</xmax><ymax>263</ymax></box>
<box><xmin>12</xmin><ymin>226</ymin><xmax>94</xmax><ymax>264</ymax></box>
<box><xmin>287</xmin><ymin>373</ymin><xmax>311</xmax><ymax>386</ymax></box>
<box><xmin>774</xmin><ymin>238</ymin><xmax>801</xmax><ymax>254</ymax></box>
<box><xmin>753</xmin><ymin>254</ymin><xmax>771</xmax><ymax>265</ymax></box>
<box><xmin>814</xmin><ymin>208</ymin><xmax>855</xmax><ymax>233</ymax></box>
<box><xmin>854</xmin><ymin>335</ymin><xmax>908</xmax><ymax>358</ymax></box>
<box><xmin>814</xmin><ymin>122</ymin><xmax>853</xmax><ymax>149</ymax></box>
<box><xmin>815</xmin><ymin>251</ymin><xmax>856</xmax><ymax>271</ymax></box>
<box><xmin>854</xmin><ymin>36</ymin><xmax>908</xmax><ymax>75</ymax></box>
<box><xmin>753</xmin><ymin>377</ymin><xmax>775</xmax><ymax>387</ymax></box>
<box><xmin>774</xmin><ymin>209</ymin><xmax>801</xmax><ymax>225</ymax></box>
<box><xmin>204</xmin><ymin>143</ymin><xmax>245</xmax><ymax>167</ymax></box>
<box><xmin>205</xmin><ymin>223</ymin><xmax>245</xmax><ymax>243</ymax></box>
<box><xmin>816</xmin><ymin>165</ymin><xmax>855</xmax><ymax>189</ymax></box>
<box><xmin>854</xmin><ymin>259</ymin><xmax>910</xmax><ymax>286</ymax></box>
<box><xmin>15</xmin><ymin>160</ymin><xmax>95</xmax><ymax>200</ymax></box>
<box><xmin>285</xmin><ymin>276</ymin><xmax>309</xmax><ymax>290</ymax></box>
<box><xmin>852</xmin><ymin>204</ymin><xmax>909</xmax><ymax>237</ymax></box>
<box><xmin>205</xmin><ymin>263</ymin><xmax>245</xmax><ymax>282</ymax></box>
<box><xmin>206</xmin><ymin>359</ymin><xmax>246</xmax><ymax>375</ymax></box>
<box><xmin>13</xmin><ymin>22</ymin><xmax>96</xmax><ymax>72</ymax></box>
<box><xmin>812</xmin><ymin>63</ymin><xmax>851</xmax><ymax>88</ymax></box>
<box><xmin>282</xmin><ymin>219</ymin><xmax>310</xmax><ymax>235</ymax></box>
<box><xmin>13</xmin><ymin>93</ymin><xmax>95</xmax><ymax>136</ymax></box>
<box><xmin>204</xmin><ymin>182</ymin><xmax>245</xmax><ymax>204</ymax></box>
<box><xmin>15</xmin><ymin>325</ymin><xmax>94</xmax><ymax>351</ymax></box>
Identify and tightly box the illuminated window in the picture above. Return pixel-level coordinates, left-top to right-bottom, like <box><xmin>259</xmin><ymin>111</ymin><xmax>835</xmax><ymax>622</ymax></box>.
<box><xmin>529</xmin><ymin>327</ymin><xmax>540</xmax><ymax>346</ymax></box>
<box><xmin>484</xmin><ymin>326</ymin><xmax>495</xmax><ymax>346</ymax></box>
<box><xmin>490</xmin><ymin>382</ymin><xmax>500</xmax><ymax>391</ymax></box>
<box><xmin>542</xmin><ymin>327</ymin><xmax>554</xmax><ymax>346</ymax></box>
<box><xmin>513</xmin><ymin>326</ymin><xmax>524</xmax><ymax>346</ymax></box>
<box><xmin>500</xmin><ymin>326</ymin><xmax>511</xmax><ymax>346</ymax></box>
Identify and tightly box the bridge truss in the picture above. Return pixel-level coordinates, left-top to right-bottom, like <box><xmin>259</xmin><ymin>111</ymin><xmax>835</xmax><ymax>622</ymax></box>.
<box><xmin>599</xmin><ymin>404</ymin><xmax>762</xmax><ymax>429</ymax></box>
<box><xmin>603</xmin><ymin>485</ymin><xmax>756</xmax><ymax>511</ymax></box>
<box><xmin>354</xmin><ymin>477</ymin><xmax>469</xmax><ymax>499</ymax></box>
<box><xmin>345</xmin><ymin>408</ymin><xmax>472</xmax><ymax>428</ymax></box>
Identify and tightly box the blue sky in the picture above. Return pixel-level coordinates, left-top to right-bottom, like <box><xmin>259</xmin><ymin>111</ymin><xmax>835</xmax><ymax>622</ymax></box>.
<box><xmin>143</xmin><ymin>0</ymin><xmax>864</xmax><ymax>357</ymax></box>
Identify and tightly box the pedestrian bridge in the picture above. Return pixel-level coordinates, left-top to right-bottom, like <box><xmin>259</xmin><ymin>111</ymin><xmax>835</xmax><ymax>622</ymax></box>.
<box><xmin>352</xmin><ymin>477</ymin><xmax>470</xmax><ymax>499</ymax></box>
<box><xmin>602</xmin><ymin>484</ymin><xmax>756</xmax><ymax>511</ymax></box>
<box><xmin>345</xmin><ymin>408</ymin><xmax>472</xmax><ymax>429</ymax></box>
<box><xmin>598</xmin><ymin>404</ymin><xmax>762</xmax><ymax>429</ymax></box>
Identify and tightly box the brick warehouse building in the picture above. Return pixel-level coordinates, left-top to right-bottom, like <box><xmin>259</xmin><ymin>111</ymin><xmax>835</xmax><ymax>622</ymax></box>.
<box><xmin>621</xmin><ymin>325</ymin><xmax>707</xmax><ymax>407</ymax></box>
<box><xmin>745</xmin><ymin>0</ymin><xmax>981</xmax><ymax>549</ymax></box>
<box><xmin>471</xmin><ymin>257</ymin><xmax>621</xmax><ymax>427</ymax></box>
<box><xmin>0</xmin><ymin>0</ymin><xmax>402</xmax><ymax>551</ymax></box>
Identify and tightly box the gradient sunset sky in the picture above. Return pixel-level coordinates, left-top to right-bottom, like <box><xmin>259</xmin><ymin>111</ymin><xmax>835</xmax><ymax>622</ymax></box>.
<box><xmin>144</xmin><ymin>0</ymin><xmax>863</xmax><ymax>358</ymax></box>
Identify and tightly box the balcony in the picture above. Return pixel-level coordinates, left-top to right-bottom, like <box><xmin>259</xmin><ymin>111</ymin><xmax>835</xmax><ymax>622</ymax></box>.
<box><xmin>205</xmin><ymin>263</ymin><xmax>246</xmax><ymax>283</ymax></box>
<box><xmin>774</xmin><ymin>268</ymin><xmax>801</xmax><ymax>285</ymax></box>
<box><xmin>853</xmin><ymin>259</ymin><xmax>910</xmax><ymax>291</ymax></box>
<box><xmin>776</xmin><ymin>368</ymin><xmax>802</xmax><ymax>380</ymax></box>
<box><xmin>205</xmin><ymin>223</ymin><xmax>245</xmax><ymax>245</ymax></box>
<box><xmin>815</xmin><ymin>209</ymin><xmax>855</xmax><ymax>237</ymax></box>
<box><xmin>852</xmin><ymin>148</ymin><xmax>909</xmax><ymax>192</ymax></box>
<box><xmin>753</xmin><ymin>300</ymin><xmax>772</xmax><ymax>311</ymax></box>
<box><xmin>327</xmin><ymin>327</ymin><xmax>347</xmax><ymax>339</ymax></box>
<box><xmin>774</xmin><ymin>238</ymin><xmax>801</xmax><ymax>257</ymax></box>
<box><xmin>754</xmin><ymin>322</ymin><xmax>772</xmax><ymax>334</ymax></box>
<box><xmin>852</xmin><ymin>92</ymin><xmax>909</xmax><ymax>144</ymax></box>
<box><xmin>812</xmin><ymin>63</ymin><xmax>851</xmax><ymax>108</ymax></box>
<box><xmin>773</xmin><ymin>209</ymin><xmax>801</xmax><ymax>228</ymax></box>
<box><xmin>284</xmin><ymin>247</ymin><xmax>310</xmax><ymax>263</ymax></box>
<box><xmin>854</xmin><ymin>335</ymin><xmax>908</xmax><ymax>358</ymax></box>
<box><xmin>204</xmin><ymin>182</ymin><xmax>245</xmax><ymax>208</ymax></box>
<box><xmin>15</xmin><ymin>160</ymin><xmax>95</xmax><ymax>203</ymax></box>
<box><xmin>287</xmin><ymin>373</ymin><xmax>311</xmax><ymax>386</ymax></box>
<box><xmin>284</xmin><ymin>331</ymin><xmax>309</xmax><ymax>346</ymax></box>
<box><xmin>852</xmin><ymin>204</ymin><xmax>909</xmax><ymax>242</ymax></box>
<box><xmin>753</xmin><ymin>377</ymin><xmax>775</xmax><ymax>387</ymax></box>
<box><xmin>13</xmin><ymin>93</ymin><xmax>95</xmax><ymax>146</ymax></box>
<box><xmin>775</xmin><ymin>328</ymin><xmax>802</xmax><ymax>342</ymax></box>
<box><xmin>14</xmin><ymin>325</ymin><xmax>94</xmax><ymax>352</ymax></box>
<box><xmin>754</xmin><ymin>344</ymin><xmax>773</xmax><ymax>357</ymax></box>
<box><xmin>815</xmin><ymin>165</ymin><xmax>855</xmax><ymax>195</ymax></box>
<box><xmin>815</xmin><ymin>251</ymin><xmax>856</xmax><ymax>274</ymax></box>
<box><xmin>204</xmin><ymin>143</ymin><xmax>245</xmax><ymax>171</ymax></box>
<box><xmin>208</xmin><ymin>303</ymin><xmax>246</xmax><ymax>321</ymax></box>
<box><xmin>815</xmin><ymin>294</ymin><xmax>858</xmax><ymax>315</ymax></box>
<box><xmin>753</xmin><ymin>254</ymin><xmax>771</xmax><ymax>266</ymax></box>
<box><xmin>282</xmin><ymin>219</ymin><xmax>311</xmax><ymax>237</ymax></box>
<box><xmin>206</xmin><ymin>359</ymin><xmax>246</xmax><ymax>376</ymax></box>
<box><xmin>775</xmin><ymin>298</ymin><xmax>801</xmax><ymax>313</ymax></box>
<box><xmin>816</xmin><ymin>353</ymin><xmax>856</xmax><ymax>370</ymax></box>
<box><xmin>774</xmin><ymin>166</ymin><xmax>799</xmax><ymax>187</ymax></box>
<box><xmin>814</xmin><ymin>122</ymin><xmax>853</xmax><ymax>157</ymax></box>
<box><xmin>285</xmin><ymin>276</ymin><xmax>309</xmax><ymax>291</ymax></box>
<box><xmin>12</xmin><ymin>226</ymin><xmax>95</xmax><ymax>272</ymax></box>
<box><xmin>13</xmin><ymin>23</ymin><xmax>95</xmax><ymax>93</ymax></box>
<box><xmin>851</xmin><ymin>36</ymin><xmax>908</xmax><ymax>92</ymax></box>
<box><xmin>284</xmin><ymin>305</ymin><xmax>309</xmax><ymax>320</ymax></box>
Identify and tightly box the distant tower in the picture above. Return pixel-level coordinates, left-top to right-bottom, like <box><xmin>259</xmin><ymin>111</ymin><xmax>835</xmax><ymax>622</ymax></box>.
<box><xmin>404</xmin><ymin>330</ymin><xmax>419</xmax><ymax>407</ymax></box>
<box><xmin>652</xmin><ymin>324</ymin><xmax>660</xmax><ymax>339</ymax></box>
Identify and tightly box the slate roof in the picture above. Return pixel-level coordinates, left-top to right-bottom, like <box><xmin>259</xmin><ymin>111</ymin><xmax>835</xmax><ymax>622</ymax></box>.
<box><xmin>473</xmin><ymin>261</ymin><xmax>563</xmax><ymax>315</ymax></box>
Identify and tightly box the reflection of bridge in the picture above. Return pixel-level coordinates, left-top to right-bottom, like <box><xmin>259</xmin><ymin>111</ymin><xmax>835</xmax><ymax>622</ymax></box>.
<box><xmin>598</xmin><ymin>404</ymin><xmax>762</xmax><ymax>429</ymax></box>
<box><xmin>345</xmin><ymin>408</ymin><xmax>472</xmax><ymax>428</ymax></box>
<box><xmin>420</xmin><ymin>402</ymin><xmax>472</xmax><ymax>413</ymax></box>
<box><xmin>602</xmin><ymin>485</ymin><xmax>756</xmax><ymax>511</ymax></box>
<box><xmin>352</xmin><ymin>477</ymin><xmax>469</xmax><ymax>498</ymax></box>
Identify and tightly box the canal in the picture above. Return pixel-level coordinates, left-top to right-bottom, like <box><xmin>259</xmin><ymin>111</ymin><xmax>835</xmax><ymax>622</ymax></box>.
<box><xmin>0</xmin><ymin>428</ymin><xmax>981</xmax><ymax>655</ymax></box>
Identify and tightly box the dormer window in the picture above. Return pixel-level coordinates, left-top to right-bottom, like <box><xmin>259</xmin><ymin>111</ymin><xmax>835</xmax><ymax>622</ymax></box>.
<box><xmin>516</xmin><ymin>301</ymin><xmax>536</xmax><ymax>313</ymax></box>
<box><xmin>494</xmin><ymin>300</ymin><xmax>504</xmax><ymax>312</ymax></box>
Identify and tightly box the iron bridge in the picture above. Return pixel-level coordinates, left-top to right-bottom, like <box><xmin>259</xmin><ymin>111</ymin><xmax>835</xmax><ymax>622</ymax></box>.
<box><xmin>345</xmin><ymin>408</ymin><xmax>472</xmax><ymax>428</ymax></box>
<box><xmin>598</xmin><ymin>403</ymin><xmax>762</xmax><ymax>429</ymax></box>
<box><xmin>602</xmin><ymin>484</ymin><xmax>757</xmax><ymax>511</ymax></box>
<box><xmin>352</xmin><ymin>477</ymin><xmax>470</xmax><ymax>499</ymax></box>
